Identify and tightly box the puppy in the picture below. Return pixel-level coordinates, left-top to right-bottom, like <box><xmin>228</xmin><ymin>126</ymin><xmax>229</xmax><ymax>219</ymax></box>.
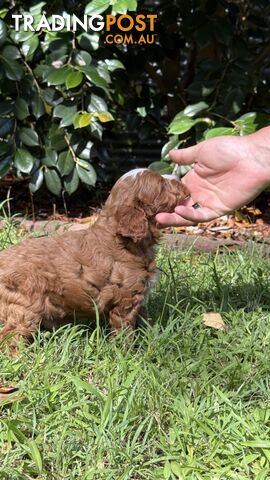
<box><xmin>0</xmin><ymin>169</ymin><xmax>189</xmax><ymax>353</ymax></box>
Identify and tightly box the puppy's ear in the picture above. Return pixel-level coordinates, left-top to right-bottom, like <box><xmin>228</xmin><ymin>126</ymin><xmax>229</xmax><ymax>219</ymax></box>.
<box><xmin>116</xmin><ymin>206</ymin><xmax>148</xmax><ymax>242</ymax></box>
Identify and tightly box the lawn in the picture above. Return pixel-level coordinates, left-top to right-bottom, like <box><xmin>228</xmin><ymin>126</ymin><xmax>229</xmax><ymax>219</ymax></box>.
<box><xmin>1</xmin><ymin>223</ymin><xmax>270</xmax><ymax>480</ymax></box>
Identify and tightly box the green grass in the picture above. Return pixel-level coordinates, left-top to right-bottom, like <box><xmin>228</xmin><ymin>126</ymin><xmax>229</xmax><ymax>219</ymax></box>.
<box><xmin>1</xmin><ymin>223</ymin><xmax>270</xmax><ymax>480</ymax></box>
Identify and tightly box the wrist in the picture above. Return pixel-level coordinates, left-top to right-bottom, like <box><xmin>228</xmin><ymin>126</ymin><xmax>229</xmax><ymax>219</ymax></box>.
<box><xmin>246</xmin><ymin>127</ymin><xmax>270</xmax><ymax>188</ymax></box>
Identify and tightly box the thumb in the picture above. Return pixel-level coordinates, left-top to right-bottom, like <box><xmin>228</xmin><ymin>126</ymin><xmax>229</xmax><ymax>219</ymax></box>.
<box><xmin>170</xmin><ymin>144</ymin><xmax>199</xmax><ymax>165</ymax></box>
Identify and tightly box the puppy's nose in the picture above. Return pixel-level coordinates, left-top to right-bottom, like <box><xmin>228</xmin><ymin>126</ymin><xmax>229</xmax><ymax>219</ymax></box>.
<box><xmin>162</xmin><ymin>174</ymin><xmax>180</xmax><ymax>181</ymax></box>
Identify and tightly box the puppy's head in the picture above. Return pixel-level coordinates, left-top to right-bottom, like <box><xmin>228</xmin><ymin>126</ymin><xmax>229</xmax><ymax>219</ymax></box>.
<box><xmin>105</xmin><ymin>168</ymin><xmax>189</xmax><ymax>242</ymax></box>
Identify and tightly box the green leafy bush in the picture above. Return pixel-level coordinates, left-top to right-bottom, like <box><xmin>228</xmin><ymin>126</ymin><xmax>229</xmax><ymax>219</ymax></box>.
<box><xmin>102</xmin><ymin>0</ymin><xmax>270</xmax><ymax>174</ymax></box>
<box><xmin>1</xmin><ymin>0</ymin><xmax>270</xmax><ymax>194</ymax></box>
<box><xmin>0</xmin><ymin>1</ymin><xmax>129</xmax><ymax>195</ymax></box>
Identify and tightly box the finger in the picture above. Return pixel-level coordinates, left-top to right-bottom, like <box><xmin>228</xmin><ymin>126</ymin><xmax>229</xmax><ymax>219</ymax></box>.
<box><xmin>170</xmin><ymin>144</ymin><xmax>199</xmax><ymax>165</ymax></box>
<box><xmin>155</xmin><ymin>212</ymin><xmax>196</xmax><ymax>227</ymax></box>
<box><xmin>174</xmin><ymin>205</ymin><xmax>219</xmax><ymax>223</ymax></box>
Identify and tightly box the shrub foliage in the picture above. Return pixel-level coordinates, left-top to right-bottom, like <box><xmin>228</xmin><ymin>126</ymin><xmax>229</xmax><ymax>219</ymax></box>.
<box><xmin>0</xmin><ymin>0</ymin><xmax>270</xmax><ymax>194</ymax></box>
<box><xmin>0</xmin><ymin>1</ymin><xmax>130</xmax><ymax>195</ymax></box>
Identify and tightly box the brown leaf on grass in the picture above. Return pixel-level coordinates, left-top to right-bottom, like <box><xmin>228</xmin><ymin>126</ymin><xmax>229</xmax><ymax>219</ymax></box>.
<box><xmin>0</xmin><ymin>385</ymin><xmax>21</xmax><ymax>403</ymax></box>
<box><xmin>202</xmin><ymin>312</ymin><xmax>228</xmax><ymax>332</ymax></box>
<box><xmin>235</xmin><ymin>221</ymin><xmax>254</xmax><ymax>228</ymax></box>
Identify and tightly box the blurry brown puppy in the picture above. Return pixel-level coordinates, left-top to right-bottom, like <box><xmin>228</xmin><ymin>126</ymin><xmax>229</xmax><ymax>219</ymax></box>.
<box><xmin>0</xmin><ymin>169</ymin><xmax>189</xmax><ymax>354</ymax></box>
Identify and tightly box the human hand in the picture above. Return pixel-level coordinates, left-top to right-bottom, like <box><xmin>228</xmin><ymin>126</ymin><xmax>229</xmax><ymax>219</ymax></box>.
<box><xmin>156</xmin><ymin>127</ymin><xmax>270</xmax><ymax>226</ymax></box>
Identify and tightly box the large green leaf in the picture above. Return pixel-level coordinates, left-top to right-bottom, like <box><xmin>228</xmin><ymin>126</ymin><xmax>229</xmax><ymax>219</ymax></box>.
<box><xmin>204</xmin><ymin>127</ymin><xmax>235</xmax><ymax>139</ymax></box>
<box><xmin>149</xmin><ymin>161</ymin><xmax>172</xmax><ymax>174</ymax></box>
<box><xmin>12</xmin><ymin>30</ymin><xmax>34</xmax><ymax>43</ymax></box>
<box><xmin>168</xmin><ymin>115</ymin><xmax>196</xmax><ymax>135</ymax></box>
<box><xmin>65</xmin><ymin>71</ymin><xmax>83</xmax><ymax>89</ymax></box>
<box><xmin>14</xmin><ymin>148</ymin><xmax>34</xmax><ymax>173</ymax></box>
<box><xmin>0</xmin><ymin>118</ymin><xmax>14</xmax><ymax>137</ymax></box>
<box><xmin>97</xmin><ymin>64</ymin><xmax>111</xmax><ymax>83</ymax></box>
<box><xmin>29</xmin><ymin>168</ymin><xmax>44</xmax><ymax>193</ymax></box>
<box><xmin>47</xmin><ymin>67</ymin><xmax>71</xmax><ymax>86</ymax></box>
<box><xmin>2</xmin><ymin>45</ymin><xmax>20</xmax><ymax>59</ymax></box>
<box><xmin>64</xmin><ymin>168</ymin><xmax>80</xmax><ymax>195</ymax></box>
<box><xmin>48</xmin><ymin>126</ymin><xmax>66</xmax><ymax>151</ymax></box>
<box><xmin>0</xmin><ymin>157</ymin><xmax>12</xmax><ymax>178</ymax></box>
<box><xmin>184</xmin><ymin>102</ymin><xmax>209</xmax><ymax>117</ymax></box>
<box><xmin>58</xmin><ymin>150</ymin><xmax>74</xmax><ymax>175</ymax></box>
<box><xmin>76</xmin><ymin>163</ymin><xmax>97</xmax><ymax>186</ymax></box>
<box><xmin>75</xmin><ymin>158</ymin><xmax>90</xmax><ymax>169</ymax></box>
<box><xmin>104</xmin><ymin>59</ymin><xmax>125</xmax><ymax>72</ymax></box>
<box><xmin>19</xmin><ymin>128</ymin><xmax>39</xmax><ymax>147</ymax></box>
<box><xmin>21</xmin><ymin>35</ymin><xmax>39</xmax><ymax>60</ymax></box>
<box><xmin>79</xmin><ymin>65</ymin><xmax>108</xmax><ymax>88</ymax></box>
<box><xmin>0</xmin><ymin>100</ymin><xmax>14</xmax><ymax>116</ymax></box>
<box><xmin>85</xmin><ymin>0</ymin><xmax>111</xmax><ymax>15</ymax></box>
<box><xmin>73</xmin><ymin>112</ymin><xmax>92</xmax><ymax>129</ymax></box>
<box><xmin>235</xmin><ymin>112</ymin><xmax>270</xmax><ymax>135</ymax></box>
<box><xmin>31</xmin><ymin>93</ymin><xmax>45</xmax><ymax>119</ymax></box>
<box><xmin>44</xmin><ymin>168</ymin><xmax>62</xmax><ymax>195</ymax></box>
<box><xmin>15</xmin><ymin>98</ymin><xmax>29</xmax><ymax>120</ymax></box>
<box><xmin>95</xmin><ymin>112</ymin><xmax>114</xmax><ymax>122</ymax></box>
<box><xmin>42</xmin><ymin>149</ymin><xmax>57</xmax><ymax>166</ymax></box>
<box><xmin>0</xmin><ymin>141</ymin><xmax>10</xmax><ymax>156</ymax></box>
<box><xmin>161</xmin><ymin>136</ymin><xmax>182</xmax><ymax>161</ymax></box>
<box><xmin>53</xmin><ymin>105</ymin><xmax>77</xmax><ymax>127</ymax></box>
<box><xmin>169</xmin><ymin>112</ymin><xmax>212</xmax><ymax>135</ymax></box>
<box><xmin>112</xmin><ymin>0</ymin><xmax>137</xmax><ymax>14</ymax></box>
<box><xmin>90</xmin><ymin>119</ymin><xmax>103</xmax><ymax>140</ymax></box>
<box><xmin>29</xmin><ymin>2</ymin><xmax>46</xmax><ymax>16</ymax></box>
<box><xmin>88</xmin><ymin>93</ymin><xmax>108</xmax><ymax>113</ymax></box>
<box><xmin>74</xmin><ymin>50</ymin><xmax>92</xmax><ymax>67</ymax></box>
<box><xmin>1</xmin><ymin>58</ymin><xmax>23</xmax><ymax>81</ymax></box>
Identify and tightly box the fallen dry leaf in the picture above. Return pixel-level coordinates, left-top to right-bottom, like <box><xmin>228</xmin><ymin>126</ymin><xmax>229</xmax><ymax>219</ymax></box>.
<box><xmin>247</xmin><ymin>208</ymin><xmax>262</xmax><ymax>215</ymax></box>
<box><xmin>234</xmin><ymin>221</ymin><xmax>254</xmax><ymax>228</ymax></box>
<box><xmin>0</xmin><ymin>385</ymin><xmax>21</xmax><ymax>403</ymax></box>
<box><xmin>202</xmin><ymin>312</ymin><xmax>228</xmax><ymax>332</ymax></box>
<box><xmin>209</xmin><ymin>226</ymin><xmax>232</xmax><ymax>232</ymax></box>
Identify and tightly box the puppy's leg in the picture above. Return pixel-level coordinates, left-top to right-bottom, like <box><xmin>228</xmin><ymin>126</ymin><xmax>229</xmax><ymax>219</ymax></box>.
<box><xmin>0</xmin><ymin>305</ymin><xmax>41</xmax><ymax>356</ymax></box>
<box><xmin>108</xmin><ymin>292</ymin><xmax>144</xmax><ymax>334</ymax></box>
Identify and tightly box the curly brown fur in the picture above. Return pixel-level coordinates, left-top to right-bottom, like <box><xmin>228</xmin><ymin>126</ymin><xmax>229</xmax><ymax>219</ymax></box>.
<box><xmin>0</xmin><ymin>169</ymin><xmax>189</xmax><ymax>354</ymax></box>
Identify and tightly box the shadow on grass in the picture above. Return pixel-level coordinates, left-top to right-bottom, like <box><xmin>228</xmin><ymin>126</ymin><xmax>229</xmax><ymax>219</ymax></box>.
<box><xmin>148</xmin><ymin>249</ymin><xmax>270</xmax><ymax>326</ymax></box>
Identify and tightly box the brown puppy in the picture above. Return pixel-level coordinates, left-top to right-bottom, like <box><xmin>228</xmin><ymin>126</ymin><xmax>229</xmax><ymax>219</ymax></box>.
<box><xmin>0</xmin><ymin>169</ymin><xmax>189</xmax><ymax>353</ymax></box>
